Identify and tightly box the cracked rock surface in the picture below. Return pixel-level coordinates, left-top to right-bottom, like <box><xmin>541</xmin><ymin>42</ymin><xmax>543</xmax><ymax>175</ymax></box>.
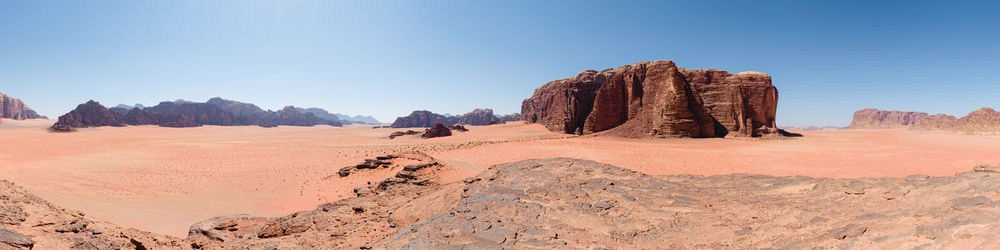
<box><xmin>4</xmin><ymin>158</ymin><xmax>1000</xmax><ymax>249</ymax></box>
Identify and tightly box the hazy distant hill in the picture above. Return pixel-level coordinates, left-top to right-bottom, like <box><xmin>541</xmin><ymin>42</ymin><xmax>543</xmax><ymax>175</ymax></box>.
<box><xmin>334</xmin><ymin>113</ymin><xmax>381</xmax><ymax>124</ymax></box>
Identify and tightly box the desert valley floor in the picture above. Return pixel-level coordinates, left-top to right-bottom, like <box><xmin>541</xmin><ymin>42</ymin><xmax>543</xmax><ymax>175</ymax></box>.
<box><xmin>2</xmin><ymin>119</ymin><xmax>1000</xmax><ymax>238</ymax></box>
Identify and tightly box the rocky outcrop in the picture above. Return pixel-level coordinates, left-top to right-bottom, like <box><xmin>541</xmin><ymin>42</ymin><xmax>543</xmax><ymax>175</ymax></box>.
<box><xmin>521</xmin><ymin>60</ymin><xmax>780</xmax><ymax>138</ymax></box>
<box><xmin>849</xmin><ymin>107</ymin><xmax>1000</xmax><ymax>134</ymax></box>
<box><xmin>451</xmin><ymin>108</ymin><xmax>500</xmax><ymax>125</ymax></box>
<box><xmin>51</xmin><ymin>100</ymin><xmax>125</xmax><ymax>129</ymax></box>
<box><xmin>0</xmin><ymin>180</ymin><xmax>185</xmax><ymax>249</ymax></box>
<box><xmin>7</xmin><ymin>158</ymin><xmax>1000</xmax><ymax>248</ymax></box>
<box><xmin>847</xmin><ymin>108</ymin><xmax>930</xmax><ymax>129</ymax></box>
<box><xmin>0</xmin><ymin>92</ymin><xmax>45</xmax><ymax>120</ymax></box>
<box><xmin>421</xmin><ymin>123</ymin><xmax>452</xmax><ymax>138</ymax></box>
<box><xmin>390</xmin><ymin>110</ymin><xmax>451</xmax><ymax>128</ymax></box>
<box><xmin>295</xmin><ymin>107</ymin><xmax>344</xmax><ymax>124</ymax></box>
<box><xmin>51</xmin><ymin>98</ymin><xmax>342</xmax><ymax>131</ymax></box>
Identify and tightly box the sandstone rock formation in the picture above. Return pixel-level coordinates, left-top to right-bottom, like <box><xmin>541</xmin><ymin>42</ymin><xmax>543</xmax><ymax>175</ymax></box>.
<box><xmin>521</xmin><ymin>60</ymin><xmax>780</xmax><ymax>138</ymax></box>
<box><xmin>451</xmin><ymin>108</ymin><xmax>500</xmax><ymax>125</ymax></box>
<box><xmin>847</xmin><ymin>108</ymin><xmax>930</xmax><ymax>129</ymax></box>
<box><xmin>51</xmin><ymin>98</ymin><xmax>342</xmax><ymax>131</ymax></box>
<box><xmin>51</xmin><ymin>100</ymin><xmax>126</xmax><ymax>129</ymax></box>
<box><xmin>0</xmin><ymin>92</ymin><xmax>45</xmax><ymax>120</ymax></box>
<box><xmin>390</xmin><ymin>110</ymin><xmax>451</xmax><ymax>128</ymax></box>
<box><xmin>6</xmin><ymin>158</ymin><xmax>1000</xmax><ymax>248</ymax></box>
<box><xmin>421</xmin><ymin>123</ymin><xmax>452</xmax><ymax>138</ymax></box>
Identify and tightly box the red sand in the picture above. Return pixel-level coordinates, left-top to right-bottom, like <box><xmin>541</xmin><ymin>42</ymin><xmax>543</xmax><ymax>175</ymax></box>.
<box><xmin>1</xmin><ymin>119</ymin><xmax>999</xmax><ymax>236</ymax></box>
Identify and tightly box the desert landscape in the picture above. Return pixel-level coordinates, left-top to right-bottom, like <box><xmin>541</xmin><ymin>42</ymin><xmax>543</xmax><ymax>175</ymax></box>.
<box><xmin>3</xmin><ymin>1</ymin><xmax>1000</xmax><ymax>249</ymax></box>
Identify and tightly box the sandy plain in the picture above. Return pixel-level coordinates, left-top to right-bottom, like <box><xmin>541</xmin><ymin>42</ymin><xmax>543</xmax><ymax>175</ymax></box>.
<box><xmin>1</xmin><ymin>118</ymin><xmax>999</xmax><ymax>237</ymax></box>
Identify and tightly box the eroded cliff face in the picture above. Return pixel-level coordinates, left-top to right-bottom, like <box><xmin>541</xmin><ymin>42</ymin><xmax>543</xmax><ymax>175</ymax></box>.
<box><xmin>0</xmin><ymin>92</ymin><xmax>44</xmax><ymax>120</ymax></box>
<box><xmin>521</xmin><ymin>60</ymin><xmax>779</xmax><ymax>138</ymax></box>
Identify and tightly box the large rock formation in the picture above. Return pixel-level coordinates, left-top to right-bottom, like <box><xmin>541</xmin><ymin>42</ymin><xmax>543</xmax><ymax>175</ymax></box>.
<box><xmin>390</xmin><ymin>110</ymin><xmax>452</xmax><ymax>128</ymax></box>
<box><xmin>0</xmin><ymin>92</ymin><xmax>45</xmax><ymax>120</ymax></box>
<box><xmin>391</xmin><ymin>109</ymin><xmax>520</xmax><ymax>128</ymax></box>
<box><xmin>52</xmin><ymin>100</ymin><xmax>125</xmax><ymax>128</ymax></box>
<box><xmin>847</xmin><ymin>108</ymin><xmax>930</xmax><ymax>129</ymax></box>
<box><xmin>451</xmin><ymin>108</ymin><xmax>500</xmax><ymax>125</ymax></box>
<box><xmin>51</xmin><ymin>98</ymin><xmax>342</xmax><ymax>130</ymax></box>
<box><xmin>521</xmin><ymin>60</ymin><xmax>779</xmax><ymax>137</ymax></box>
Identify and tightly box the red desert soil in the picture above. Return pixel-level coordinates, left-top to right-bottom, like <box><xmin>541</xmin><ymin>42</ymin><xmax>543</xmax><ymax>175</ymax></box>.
<box><xmin>1</xmin><ymin>118</ymin><xmax>999</xmax><ymax>237</ymax></box>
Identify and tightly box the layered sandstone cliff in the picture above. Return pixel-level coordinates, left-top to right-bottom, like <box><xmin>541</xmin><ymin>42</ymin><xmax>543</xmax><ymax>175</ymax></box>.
<box><xmin>0</xmin><ymin>92</ymin><xmax>45</xmax><ymax>120</ymax></box>
<box><xmin>521</xmin><ymin>60</ymin><xmax>779</xmax><ymax>138</ymax></box>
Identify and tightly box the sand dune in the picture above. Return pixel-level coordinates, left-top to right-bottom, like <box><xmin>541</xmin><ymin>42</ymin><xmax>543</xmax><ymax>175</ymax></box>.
<box><xmin>1</xmin><ymin>120</ymin><xmax>999</xmax><ymax>237</ymax></box>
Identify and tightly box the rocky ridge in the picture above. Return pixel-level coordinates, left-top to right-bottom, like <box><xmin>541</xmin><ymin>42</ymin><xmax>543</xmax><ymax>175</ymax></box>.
<box><xmin>521</xmin><ymin>60</ymin><xmax>781</xmax><ymax>138</ymax></box>
<box><xmin>390</xmin><ymin>109</ymin><xmax>519</xmax><ymax>128</ymax></box>
<box><xmin>50</xmin><ymin>98</ymin><xmax>342</xmax><ymax>131</ymax></box>
<box><xmin>849</xmin><ymin>107</ymin><xmax>1000</xmax><ymax>134</ymax></box>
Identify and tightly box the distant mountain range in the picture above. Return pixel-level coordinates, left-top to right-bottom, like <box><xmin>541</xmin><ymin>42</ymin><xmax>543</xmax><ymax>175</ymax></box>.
<box><xmin>50</xmin><ymin>97</ymin><xmax>359</xmax><ymax>131</ymax></box>
<box><xmin>334</xmin><ymin>113</ymin><xmax>380</xmax><ymax>124</ymax></box>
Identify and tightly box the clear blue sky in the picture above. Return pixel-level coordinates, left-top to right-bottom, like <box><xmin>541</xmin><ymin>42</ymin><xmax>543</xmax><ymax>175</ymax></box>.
<box><xmin>2</xmin><ymin>1</ymin><xmax>997</xmax><ymax>126</ymax></box>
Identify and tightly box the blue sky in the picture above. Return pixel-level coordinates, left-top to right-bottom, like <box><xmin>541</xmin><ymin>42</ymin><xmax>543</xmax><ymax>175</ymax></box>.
<box><xmin>1</xmin><ymin>1</ymin><xmax>997</xmax><ymax>126</ymax></box>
